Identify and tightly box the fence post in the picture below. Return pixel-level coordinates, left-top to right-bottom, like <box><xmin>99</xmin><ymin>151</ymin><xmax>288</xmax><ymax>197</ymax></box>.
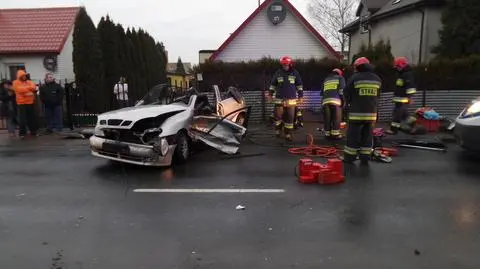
<box><xmin>64</xmin><ymin>82</ymin><xmax>74</xmax><ymax>130</ymax></box>
<box><xmin>422</xmin><ymin>90</ymin><xmax>426</xmax><ymax>107</ymax></box>
<box><xmin>262</xmin><ymin>69</ymin><xmax>266</xmax><ymax>121</ymax></box>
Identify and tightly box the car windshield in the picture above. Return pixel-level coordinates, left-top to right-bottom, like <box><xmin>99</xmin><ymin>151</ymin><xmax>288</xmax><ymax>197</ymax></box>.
<box><xmin>135</xmin><ymin>84</ymin><xmax>191</xmax><ymax>106</ymax></box>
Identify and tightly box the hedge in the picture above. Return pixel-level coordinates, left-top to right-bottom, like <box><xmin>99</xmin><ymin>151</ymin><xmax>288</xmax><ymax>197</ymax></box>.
<box><xmin>196</xmin><ymin>39</ymin><xmax>480</xmax><ymax>92</ymax></box>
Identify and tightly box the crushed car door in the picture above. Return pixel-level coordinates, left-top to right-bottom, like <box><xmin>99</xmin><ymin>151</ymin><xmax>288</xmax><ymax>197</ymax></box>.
<box><xmin>189</xmin><ymin>115</ymin><xmax>247</xmax><ymax>155</ymax></box>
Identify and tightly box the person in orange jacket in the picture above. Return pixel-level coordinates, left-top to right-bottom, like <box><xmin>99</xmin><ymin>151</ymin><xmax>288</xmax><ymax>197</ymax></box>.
<box><xmin>13</xmin><ymin>69</ymin><xmax>39</xmax><ymax>138</ymax></box>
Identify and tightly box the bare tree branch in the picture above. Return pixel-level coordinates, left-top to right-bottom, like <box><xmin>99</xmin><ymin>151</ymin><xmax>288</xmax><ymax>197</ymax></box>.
<box><xmin>308</xmin><ymin>0</ymin><xmax>358</xmax><ymax>55</ymax></box>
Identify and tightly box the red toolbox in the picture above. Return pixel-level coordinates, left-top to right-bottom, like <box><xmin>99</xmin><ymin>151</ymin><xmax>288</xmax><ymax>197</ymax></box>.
<box><xmin>416</xmin><ymin>117</ymin><xmax>440</xmax><ymax>132</ymax></box>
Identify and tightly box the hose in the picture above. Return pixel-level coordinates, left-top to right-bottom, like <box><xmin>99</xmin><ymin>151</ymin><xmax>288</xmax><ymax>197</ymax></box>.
<box><xmin>287</xmin><ymin>133</ymin><xmax>342</xmax><ymax>158</ymax></box>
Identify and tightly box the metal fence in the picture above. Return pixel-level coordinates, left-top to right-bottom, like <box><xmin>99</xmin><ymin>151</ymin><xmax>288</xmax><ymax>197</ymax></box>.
<box><xmin>2</xmin><ymin>85</ymin><xmax>479</xmax><ymax>130</ymax></box>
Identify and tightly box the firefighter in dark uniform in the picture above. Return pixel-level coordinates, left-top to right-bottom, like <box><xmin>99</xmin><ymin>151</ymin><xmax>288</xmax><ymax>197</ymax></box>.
<box><xmin>386</xmin><ymin>56</ymin><xmax>417</xmax><ymax>135</ymax></box>
<box><xmin>322</xmin><ymin>68</ymin><xmax>345</xmax><ymax>140</ymax></box>
<box><xmin>268</xmin><ymin>56</ymin><xmax>304</xmax><ymax>141</ymax></box>
<box><xmin>343</xmin><ymin>57</ymin><xmax>382</xmax><ymax>165</ymax></box>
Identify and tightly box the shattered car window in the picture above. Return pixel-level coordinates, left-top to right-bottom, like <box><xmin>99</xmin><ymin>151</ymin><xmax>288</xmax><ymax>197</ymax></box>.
<box><xmin>135</xmin><ymin>84</ymin><xmax>189</xmax><ymax>106</ymax></box>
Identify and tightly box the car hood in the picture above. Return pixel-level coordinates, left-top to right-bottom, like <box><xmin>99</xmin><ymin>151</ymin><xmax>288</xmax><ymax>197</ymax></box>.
<box><xmin>98</xmin><ymin>104</ymin><xmax>188</xmax><ymax>121</ymax></box>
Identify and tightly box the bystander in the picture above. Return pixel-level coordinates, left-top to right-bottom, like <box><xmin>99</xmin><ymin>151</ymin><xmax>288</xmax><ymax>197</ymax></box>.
<box><xmin>0</xmin><ymin>80</ymin><xmax>18</xmax><ymax>137</ymax></box>
<box><xmin>13</xmin><ymin>70</ymin><xmax>38</xmax><ymax>139</ymax></box>
<box><xmin>113</xmin><ymin>77</ymin><xmax>129</xmax><ymax>107</ymax></box>
<box><xmin>40</xmin><ymin>73</ymin><xmax>65</xmax><ymax>134</ymax></box>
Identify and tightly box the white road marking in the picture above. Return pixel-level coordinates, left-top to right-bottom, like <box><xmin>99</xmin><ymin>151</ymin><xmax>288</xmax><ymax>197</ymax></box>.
<box><xmin>133</xmin><ymin>188</ymin><xmax>285</xmax><ymax>193</ymax></box>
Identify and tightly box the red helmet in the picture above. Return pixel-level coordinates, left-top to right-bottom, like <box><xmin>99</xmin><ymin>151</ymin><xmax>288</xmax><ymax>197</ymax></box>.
<box><xmin>394</xmin><ymin>56</ymin><xmax>409</xmax><ymax>69</ymax></box>
<box><xmin>353</xmin><ymin>57</ymin><xmax>370</xmax><ymax>68</ymax></box>
<box><xmin>280</xmin><ymin>56</ymin><xmax>293</xmax><ymax>66</ymax></box>
<box><xmin>332</xmin><ymin>68</ymin><xmax>344</xmax><ymax>76</ymax></box>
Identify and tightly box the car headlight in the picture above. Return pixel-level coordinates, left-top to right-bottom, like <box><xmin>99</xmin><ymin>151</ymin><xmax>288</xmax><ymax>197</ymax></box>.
<box><xmin>461</xmin><ymin>99</ymin><xmax>480</xmax><ymax>118</ymax></box>
<box><xmin>153</xmin><ymin>138</ymin><xmax>169</xmax><ymax>156</ymax></box>
<box><xmin>94</xmin><ymin>127</ymin><xmax>104</xmax><ymax>136</ymax></box>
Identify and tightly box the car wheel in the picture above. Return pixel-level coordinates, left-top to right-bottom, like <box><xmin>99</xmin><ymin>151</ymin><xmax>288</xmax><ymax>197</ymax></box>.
<box><xmin>173</xmin><ymin>131</ymin><xmax>190</xmax><ymax>164</ymax></box>
<box><xmin>236</xmin><ymin>113</ymin><xmax>246</xmax><ymax>126</ymax></box>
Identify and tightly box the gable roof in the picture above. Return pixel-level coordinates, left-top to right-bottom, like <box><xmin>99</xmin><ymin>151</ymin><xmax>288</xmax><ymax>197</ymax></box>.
<box><xmin>0</xmin><ymin>7</ymin><xmax>80</xmax><ymax>54</ymax></box>
<box><xmin>166</xmin><ymin>62</ymin><xmax>192</xmax><ymax>74</ymax></box>
<box><xmin>341</xmin><ymin>0</ymin><xmax>446</xmax><ymax>33</ymax></box>
<box><xmin>356</xmin><ymin>0</ymin><xmax>390</xmax><ymax>16</ymax></box>
<box><xmin>209</xmin><ymin>0</ymin><xmax>341</xmax><ymax>61</ymax></box>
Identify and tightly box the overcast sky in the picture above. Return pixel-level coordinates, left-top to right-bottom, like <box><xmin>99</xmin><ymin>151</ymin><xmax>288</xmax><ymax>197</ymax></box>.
<box><xmin>3</xmin><ymin>0</ymin><xmax>310</xmax><ymax>64</ymax></box>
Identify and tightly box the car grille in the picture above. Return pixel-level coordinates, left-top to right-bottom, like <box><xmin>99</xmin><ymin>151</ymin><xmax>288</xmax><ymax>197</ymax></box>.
<box><xmin>107</xmin><ymin>119</ymin><xmax>123</xmax><ymax>126</ymax></box>
<box><xmin>102</xmin><ymin>129</ymin><xmax>142</xmax><ymax>144</ymax></box>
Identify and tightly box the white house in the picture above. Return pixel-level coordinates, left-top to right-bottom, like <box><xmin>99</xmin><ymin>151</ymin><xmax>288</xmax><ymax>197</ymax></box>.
<box><xmin>209</xmin><ymin>0</ymin><xmax>340</xmax><ymax>62</ymax></box>
<box><xmin>0</xmin><ymin>7</ymin><xmax>80</xmax><ymax>83</ymax></box>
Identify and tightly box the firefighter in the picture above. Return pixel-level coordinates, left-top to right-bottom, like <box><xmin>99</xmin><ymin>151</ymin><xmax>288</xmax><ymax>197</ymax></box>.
<box><xmin>343</xmin><ymin>57</ymin><xmax>382</xmax><ymax>165</ymax></box>
<box><xmin>321</xmin><ymin>68</ymin><xmax>345</xmax><ymax>140</ymax></box>
<box><xmin>268</xmin><ymin>56</ymin><xmax>304</xmax><ymax>141</ymax></box>
<box><xmin>386</xmin><ymin>56</ymin><xmax>417</xmax><ymax>135</ymax></box>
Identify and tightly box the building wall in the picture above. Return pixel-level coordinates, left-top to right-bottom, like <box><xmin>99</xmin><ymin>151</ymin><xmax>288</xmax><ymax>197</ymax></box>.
<box><xmin>199</xmin><ymin>52</ymin><xmax>214</xmax><ymax>63</ymax></box>
<box><xmin>0</xmin><ymin>29</ymin><xmax>75</xmax><ymax>83</ymax></box>
<box><xmin>347</xmin><ymin>7</ymin><xmax>443</xmax><ymax>64</ymax></box>
<box><xmin>215</xmin><ymin>8</ymin><xmax>334</xmax><ymax>62</ymax></box>
<box><xmin>424</xmin><ymin>6</ymin><xmax>443</xmax><ymax>62</ymax></box>
<box><xmin>167</xmin><ymin>74</ymin><xmax>190</xmax><ymax>88</ymax></box>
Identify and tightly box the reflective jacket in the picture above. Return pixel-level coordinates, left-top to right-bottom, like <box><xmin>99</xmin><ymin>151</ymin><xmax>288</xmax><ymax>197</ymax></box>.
<box><xmin>321</xmin><ymin>74</ymin><xmax>345</xmax><ymax>106</ymax></box>
<box><xmin>269</xmin><ymin>68</ymin><xmax>303</xmax><ymax>100</ymax></box>
<box><xmin>13</xmin><ymin>70</ymin><xmax>37</xmax><ymax>105</ymax></box>
<box><xmin>344</xmin><ymin>64</ymin><xmax>382</xmax><ymax>122</ymax></box>
<box><xmin>393</xmin><ymin>66</ymin><xmax>416</xmax><ymax>103</ymax></box>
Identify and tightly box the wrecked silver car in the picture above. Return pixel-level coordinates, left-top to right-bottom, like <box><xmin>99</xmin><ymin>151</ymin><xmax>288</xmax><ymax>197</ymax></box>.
<box><xmin>89</xmin><ymin>84</ymin><xmax>248</xmax><ymax>166</ymax></box>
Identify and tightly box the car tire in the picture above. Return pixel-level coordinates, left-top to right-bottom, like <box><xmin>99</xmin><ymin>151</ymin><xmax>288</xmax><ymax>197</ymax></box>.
<box><xmin>236</xmin><ymin>113</ymin><xmax>246</xmax><ymax>126</ymax></box>
<box><xmin>173</xmin><ymin>131</ymin><xmax>190</xmax><ymax>164</ymax></box>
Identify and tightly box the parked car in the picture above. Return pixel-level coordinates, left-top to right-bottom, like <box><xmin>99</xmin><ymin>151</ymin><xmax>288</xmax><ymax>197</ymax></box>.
<box><xmin>454</xmin><ymin>97</ymin><xmax>480</xmax><ymax>152</ymax></box>
<box><xmin>89</xmin><ymin>84</ymin><xmax>248</xmax><ymax>166</ymax></box>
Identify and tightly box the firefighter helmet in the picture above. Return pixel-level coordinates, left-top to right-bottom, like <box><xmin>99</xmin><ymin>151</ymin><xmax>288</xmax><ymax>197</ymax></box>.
<box><xmin>394</xmin><ymin>56</ymin><xmax>409</xmax><ymax>69</ymax></box>
<box><xmin>332</xmin><ymin>68</ymin><xmax>344</xmax><ymax>76</ymax></box>
<box><xmin>353</xmin><ymin>57</ymin><xmax>370</xmax><ymax>69</ymax></box>
<box><xmin>280</xmin><ymin>56</ymin><xmax>293</xmax><ymax>66</ymax></box>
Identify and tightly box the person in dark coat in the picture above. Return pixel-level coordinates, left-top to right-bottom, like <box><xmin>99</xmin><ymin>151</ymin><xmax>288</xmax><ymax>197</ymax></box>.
<box><xmin>39</xmin><ymin>73</ymin><xmax>65</xmax><ymax>133</ymax></box>
<box><xmin>0</xmin><ymin>79</ymin><xmax>18</xmax><ymax>137</ymax></box>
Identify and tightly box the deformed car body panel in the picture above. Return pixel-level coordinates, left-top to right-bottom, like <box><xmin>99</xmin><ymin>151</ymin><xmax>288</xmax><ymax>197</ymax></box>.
<box><xmin>90</xmin><ymin>84</ymin><xmax>248</xmax><ymax>166</ymax></box>
<box><xmin>189</xmin><ymin>115</ymin><xmax>247</xmax><ymax>155</ymax></box>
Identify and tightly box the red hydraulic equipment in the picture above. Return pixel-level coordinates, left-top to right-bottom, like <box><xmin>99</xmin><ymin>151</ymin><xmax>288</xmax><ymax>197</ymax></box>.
<box><xmin>298</xmin><ymin>158</ymin><xmax>345</xmax><ymax>185</ymax></box>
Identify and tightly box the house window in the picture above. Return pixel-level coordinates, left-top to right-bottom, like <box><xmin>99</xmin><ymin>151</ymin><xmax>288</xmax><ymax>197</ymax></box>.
<box><xmin>7</xmin><ymin>64</ymin><xmax>25</xmax><ymax>80</ymax></box>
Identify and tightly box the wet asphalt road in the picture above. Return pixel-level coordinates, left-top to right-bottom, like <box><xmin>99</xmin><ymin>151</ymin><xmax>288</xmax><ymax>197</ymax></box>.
<box><xmin>1</xmin><ymin>130</ymin><xmax>480</xmax><ymax>269</ymax></box>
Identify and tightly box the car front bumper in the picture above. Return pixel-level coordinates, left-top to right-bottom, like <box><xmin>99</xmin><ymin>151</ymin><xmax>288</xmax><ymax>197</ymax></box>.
<box><xmin>89</xmin><ymin>135</ymin><xmax>176</xmax><ymax>166</ymax></box>
<box><xmin>454</xmin><ymin>119</ymin><xmax>480</xmax><ymax>152</ymax></box>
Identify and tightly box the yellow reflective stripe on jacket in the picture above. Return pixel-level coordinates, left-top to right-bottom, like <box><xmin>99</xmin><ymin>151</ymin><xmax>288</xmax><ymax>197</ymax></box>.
<box><xmin>331</xmin><ymin>130</ymin><xmax>341</xmax><ymax>136</ymax></box>
<box><xmin>393</xmin><ymin>97</ymin><xmax>409</xmax><ymax>103</ymax></box>
<box><xmin>396</xmin><ymin>79</ymin><xmax>405</xmax><ymax>87</ymax></box>
<box><xmin>354</xmin><ymin>83</ymin><xmax>381</xmax><ymax>89</ymax></box>
<box><xmin>274</xmin><ymin>120</ymin><xmax>283</xmax><ymax>127</ymax></box>
<box><xmin>360</xmin><ymin>148</ymin><xmax>372</xmax><ymax>155</ymax></box>
<box><xmin>285</xmin><ymin>99</ymin><xmax>297</xmax><ymax>106</ymax></box>
<box><xmin>284</xmin><ymin>123</ymin><xmax>294</xmax><ymax>129</ymax></box>
<box><xmin>273</xmin><ymin>98</ymin><xmax>283</xmax><ymax>104</ymax></box>
<box><xmin>296</xmin><ymin>110</ymin><xmax>302</xmax><ymax>116</ymax></box>
<box><xmin>348</xmin><ymin>113</ymin><xmax>377</xmax><ymax>121</ymax></box>
<box><xmin>323</xmin><ymin>80</ymin><xmax>339</xmax><ymax>91</ymax></box>
<box><xmin>297</xmin><ymin>86</ymin><xmax>303</xmax><ymax>91</ymax></box>
<box><xmin>406</xmin><ymin>88</ymin><xmax>417</xmax><ymax>94</ymax></box>
<box><xmin>322</xmin><ymin>98</ymin><xmax>341</xmax><ymax>106</ymax></box>
<box><xmin>344</xmin><ymin>146</ymin><xmax>359</xmax><ymax>155</ymax></box>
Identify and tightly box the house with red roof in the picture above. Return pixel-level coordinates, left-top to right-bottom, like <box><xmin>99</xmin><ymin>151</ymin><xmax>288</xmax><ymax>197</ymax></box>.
<box><xmin>208</xmin><ymin>0</ymin><xmax>340</xmax><ymax>62</ymax></box>
<box><xmin>0</xmin><ymin>7</ymin><xmax>80</xmax><ymax>82</ymax></box>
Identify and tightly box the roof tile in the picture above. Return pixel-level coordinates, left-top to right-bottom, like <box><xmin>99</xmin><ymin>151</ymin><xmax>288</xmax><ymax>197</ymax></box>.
<box><xmin>0</xmin><ymin>7</ymin><xmax>80</xmax><ymax>54</ymax></box>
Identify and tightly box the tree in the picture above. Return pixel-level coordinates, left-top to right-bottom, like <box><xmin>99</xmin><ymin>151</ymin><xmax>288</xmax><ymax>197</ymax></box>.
<box><xmin>175</xmin><ymin>57</ymin><xmax>186</xmax><ymax>75</ymax></box>
<box><xmin>432</xmin><ymin>0</ymin><xmax>480</xmax><ymax>58</ymax></box>
<box><xmin>72</xmin><ymin>7</ymin><xmax>105</xmax><ymax>113</ymax></box>
<box><xmin>98</xmin><ymin>15</ymin><xmax>119</xmax><ymax>105</ymax></box>
<box><xmin>308</xmin><ymin>0</ymin><xmax>357</xmax><ymax>55</ymax></box>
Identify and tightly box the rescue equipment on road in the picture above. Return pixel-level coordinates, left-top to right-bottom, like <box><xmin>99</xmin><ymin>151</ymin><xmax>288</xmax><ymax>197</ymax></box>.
<box><xmin>297</xmin><ymin>158</ymin><xmax>345</xmax><ymax>185</ymax></box>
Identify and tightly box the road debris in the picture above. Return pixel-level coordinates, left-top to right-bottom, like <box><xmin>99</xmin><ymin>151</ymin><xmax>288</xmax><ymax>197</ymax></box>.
<box><xmin>236</xmin><ymin>205</ymin><xmax>246</xmax><ymax>210</ymax></box>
